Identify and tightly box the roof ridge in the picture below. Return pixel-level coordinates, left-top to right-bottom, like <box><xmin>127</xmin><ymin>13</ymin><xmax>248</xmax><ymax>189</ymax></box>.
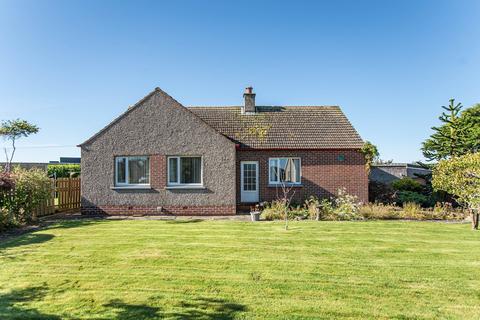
<box><xmin>187</xmin><ymin>105</ymin><xmax>341</xmax><ymax>108</ymax></box>
<box><xmin>79</xmin><ymin>87</ymin><xmax>235</xmax><ymax>147</ymax></box>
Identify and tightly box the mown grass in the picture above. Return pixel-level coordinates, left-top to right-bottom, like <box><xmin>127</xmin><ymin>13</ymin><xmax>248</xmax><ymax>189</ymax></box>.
<box><xmin>0</xmin><ymin>219</ymin><xmax>479</xmax><ymax>319</ymax></box>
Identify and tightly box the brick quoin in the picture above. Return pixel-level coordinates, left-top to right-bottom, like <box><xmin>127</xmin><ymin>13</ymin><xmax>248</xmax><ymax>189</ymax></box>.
<box><xmin>236</xmin><ymin>149</ymin><xmax>368</xmax><ymax>204</ymax></box>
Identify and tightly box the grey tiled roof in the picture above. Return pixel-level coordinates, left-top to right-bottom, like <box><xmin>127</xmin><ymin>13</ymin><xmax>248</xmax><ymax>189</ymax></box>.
<box><xmin>188</xmin><ymin>106</ymin><xmax>363</xmax><ymax>149</ymax></box>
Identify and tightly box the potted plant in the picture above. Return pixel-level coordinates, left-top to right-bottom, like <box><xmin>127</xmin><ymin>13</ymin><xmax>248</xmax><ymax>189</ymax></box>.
<box><xmin>250</xmin><ymin>204</ymin><xmax>262</xmax><ymax>222</ymax></box>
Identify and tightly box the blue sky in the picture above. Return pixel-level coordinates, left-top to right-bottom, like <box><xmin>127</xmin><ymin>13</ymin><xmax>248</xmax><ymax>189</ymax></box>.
<box><xmin>0</xmin><ymin>0</ymin><xmax>479</xmax><ymax>163</ymax></box>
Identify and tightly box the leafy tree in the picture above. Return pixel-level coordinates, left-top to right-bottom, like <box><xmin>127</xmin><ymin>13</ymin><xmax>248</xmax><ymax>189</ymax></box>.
<box><xmin>391</xmin><ymin>177</ymin><xmax>423</xmax><ymax>193</ymax></box>
<box><xmin>0</xmin><ymin>119</ymin><xmax>39</xmax><ymax>172</ymax></box>
<box><xmin>47</xmin><ymin>164</ymin><xmax>81</xmax><ymax>178</ymax></box>
<box><xmin>432</xmin><ymin>153</ymin><xmax>480</xmax><ymax>229</ymax></box>
<box><xmin>422</xmin><ymin>99</ymin><xmax>479</xmax><ymax>161</ymax></box>
<box><xmin>460</xmin><ymin>103</ymin><xmax>480</xmax><ymax>153</ymax></box>
<box><xmin>360</xmin><ymin>141</ymin><xmax>379</xmax><ymax>174</ymax></box>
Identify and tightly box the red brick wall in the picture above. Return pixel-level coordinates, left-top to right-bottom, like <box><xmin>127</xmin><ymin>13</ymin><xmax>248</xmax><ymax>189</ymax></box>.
<box><xmin>236</xmin><ymin>149</ymin><xmax>368</xmax><ymax>204</ymax></box>
<box><xmin>150</xmin><ymin>154</ymin><xmax>166</xmax><ymax>189</ymax></box>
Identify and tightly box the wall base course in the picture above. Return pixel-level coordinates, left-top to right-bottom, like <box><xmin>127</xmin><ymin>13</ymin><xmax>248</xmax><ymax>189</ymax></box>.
<box><xmin>81</xmin><ymin>205</ymin><xmax>236</xmax><ymax>216</ymax></box>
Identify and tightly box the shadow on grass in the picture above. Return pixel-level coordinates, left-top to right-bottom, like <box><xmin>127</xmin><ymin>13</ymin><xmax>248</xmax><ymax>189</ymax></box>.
<box><xmin>0</xmin><ymin>285</ymin><xmax>61</xmax><ymax>320</ymax></box>
<box><xmin>103</xmin><ymin>297</ymin><xmax>246</xmax><ymax>320</ymax></box>
<box><xmin>0</xmin><ymin>286</ymin><xmax>246</xmax><ymax>320</ymax></box>
<box><xmin>0</xmin><ymin>233</ymin><xmax>55</xmax><ymax>252</ymax></box>
<box><xmin>0</xmin><ymin>219</ymin><xmax>110</xmax><ymax>251</ymax></box>
<box><xmin>169</xmin><ymin>297</ymin><xmax>246</xmax><ymax>320</ymax></box>
<box><xmin>104</xmin><ymin>299</ymin><xmax>162</xmax><ymax>320</ymax></box>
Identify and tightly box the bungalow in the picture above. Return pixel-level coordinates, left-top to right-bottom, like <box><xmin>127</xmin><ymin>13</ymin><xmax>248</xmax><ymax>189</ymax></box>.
<box><xmin>79</xmin><ymin>87</ymin><xmax>367</xmax><ymax>215</ymax></box>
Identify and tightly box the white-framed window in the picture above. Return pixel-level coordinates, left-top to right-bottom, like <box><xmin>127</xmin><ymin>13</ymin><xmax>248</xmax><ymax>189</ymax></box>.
<box><xmin>167</xmin><ymin>156</ymin><xmax>202</xmax><ymax>186</ymax></box>
<box><xmin>115</xmin><ymin>156</ymin><xmax>150</xmax><ymax>186</ymax></box>
<box><xmin>268</xmin><ymin>157</ymin><xmax>301</xmax><ymax>185</ymax></box>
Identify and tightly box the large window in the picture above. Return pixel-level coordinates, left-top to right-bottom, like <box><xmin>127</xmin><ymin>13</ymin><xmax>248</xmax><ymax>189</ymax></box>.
<box><xmin>168</xmin><ymin>156</ymin><xmax>202</xmax><ymax>186</ymax></box>
<box><xmin>115</xmin><ymin>156</ymin><xmax>150</xmax><ymax>186</ymax></box>
<box><xmin>269</xmin><ymin>158</ymin><xmax>301</xmax><ymax>184</ymax></box>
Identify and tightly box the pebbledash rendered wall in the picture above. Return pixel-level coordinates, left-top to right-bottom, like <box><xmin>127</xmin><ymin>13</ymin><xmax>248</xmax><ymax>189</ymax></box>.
<box><xmin>80</xmin><ymin>89</ymin><xmax>237</xmax><ymax>216</ymax></box>
<box><xmin>237</xmin><ymin>149</ymin><xmax>368</xmax><ymax>204</ymax></box>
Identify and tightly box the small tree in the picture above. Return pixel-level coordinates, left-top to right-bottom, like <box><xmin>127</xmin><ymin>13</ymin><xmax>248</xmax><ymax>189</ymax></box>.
<box><xmin>432</xmin><ymin>153</ymin><xmax>480</xmax><ymax>229</ymax></box>
<box><xmin>360</xmin><ymin>141</ymin><xmax>379</xmax><ymax>174</ymax></box>
<box><xmin>278</xmin><ymin>182</ymin><xmax>295</xmax><ymax>230</ymax></box>
<box><xmin>0</xmin><ymin>119</ymin><xmax>39</xmax><ymax>172</ymax></box>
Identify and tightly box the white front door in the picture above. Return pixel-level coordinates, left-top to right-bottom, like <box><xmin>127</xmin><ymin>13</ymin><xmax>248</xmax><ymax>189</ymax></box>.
<box><xmin>241</xmin><ymin>161</ymin><xmax>259</xmax><ymax>203</ymax></box>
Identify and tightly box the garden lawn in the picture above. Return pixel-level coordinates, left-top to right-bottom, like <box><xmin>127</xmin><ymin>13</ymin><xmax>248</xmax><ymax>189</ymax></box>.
<box><xmin>1</xmin><ymin>220</ymin><xmax>480</xmax><ymax>319</ymax></box>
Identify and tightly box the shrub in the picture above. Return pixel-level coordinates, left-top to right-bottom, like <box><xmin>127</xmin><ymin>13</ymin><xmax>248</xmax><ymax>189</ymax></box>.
<box><xmin>401</xmin><ymin>202</ymin><xmax>423</xmax><ymax>219</ymax></box>
<box><xmin>261</xmin><ymin>201</ymin><xmax>285</xmax><ymax>221</ymax></box>
<box><xmin>0</xmin><ymin>172</ymin><xmax>15</xmax><ymax>191</ymax></box>
<box><xmin>358</xmin><ymin>203</ymin><xmax>400</xmax><ymax>220</ymax></box>
<box><xmin>331</xmin><ymin>188</ymin><xmax>362</xmax><ymax>220</ymax></box>
<box><xmin>431</xmin><ymin>202</ymin><xmax>468</xmax><ymax>220</ymax></box>
<box><xmin>392</xmin><ymin>177</ymin><xmax>423</xmax><ymax>192</ymax></box>
<box><xmin>0</xmin><ymin>207</ymin><xmax>11</xmax><ymax>230</ymax></box>
<box><xmin>369</xmin><ymin>181</ymin><xmax>395</xmax><ymax>203</ymax></box>
<box><xmin>6</xmin><ymin>168</ymin><xmax>52</xmax><ymax>224</ymax></box>
<box><xmin>288</xmin><ymin>205</ymin><xmax>309</xmax><ymax>220</ymax></box>
<box><xmin>395</xmin><ymin>191</ymin><xmax>428</xmax><ymax>206</ymax></box>
<box><xmin>318</xmin><ymin>199</ymin><xmax>335</xmax><ymax>220</ymax></box>
<box><xmin>47</xmin><ymin>164</ymin><xmax>80</xmax><ymax>178</ymax></box>
<box><xmin>305</xmin><ymin>196</ymin><xmax>320</xmax><ymax>220</ymax></box>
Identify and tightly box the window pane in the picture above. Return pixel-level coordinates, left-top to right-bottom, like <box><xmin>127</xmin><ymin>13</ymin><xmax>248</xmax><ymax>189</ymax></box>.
<box><xmin>128</xmin><ymin>157</ymin><xmax>149</xmax><ymax>184</ymax></box>
<box><xmin>270</xmin><ymin>158</ymin><xmax>301</xmax><ymax>183</ymax></box>
<box><xmin>116</xmin><ymin>157</ymin><xmax>126</xmax><ymax>184</ymax></box>
<box><xmin>294</xmin><ymin>159</ymin><xmax>301</xmax><ymax>183</ymax></box>
<box><xmin>169</xmin><ymin>158</ymin><xmax>178</xmax><ymax>183</ymax></box>
<box><xmin>243</xmin><ymin>163</ymin><xmax>257</xmax><ymax>191</ymax></box>
<box><xmin>279</xmin><ymin>158</ymin><xmax>287</xmax><ymax>182</ymax></box>
<box><xmin>269</xmin><ymin>159</ymin><xmax>278</xmax><ymax>183</ymax></box>
<box><xmin>180</xmin><ymin>157</ymin><xmax>201</xmax><ymax>184</ymax></box>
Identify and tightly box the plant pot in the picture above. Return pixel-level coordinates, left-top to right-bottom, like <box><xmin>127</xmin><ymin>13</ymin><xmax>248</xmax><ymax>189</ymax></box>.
<box><xmin>250</xmin><ymin>211</ymin><xmax>260</xmax><ymax>222</ymax></box>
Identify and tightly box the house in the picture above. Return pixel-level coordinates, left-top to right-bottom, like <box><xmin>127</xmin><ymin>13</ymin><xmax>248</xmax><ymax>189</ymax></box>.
<box><xmin>370</xmin><ymin>163</ymin><xmax>431</xmax><ymax>185</ymax></box>
<box><xmin>79</xmin><ymin>87</ymin><xmax>367</xmax><ymax>215</ymax></box>
<box><xmin>49</xmin><ymin>157</ymin><xmax>81</xmax><ymax>164</ymax></box>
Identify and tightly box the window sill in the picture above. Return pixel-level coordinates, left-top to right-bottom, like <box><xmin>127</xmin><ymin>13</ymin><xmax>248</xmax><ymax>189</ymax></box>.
<box><xmin>165</xmin><ymin>185</ymin><xmax>205</xmax><ymax>190</ymax></box>
<box><xmin>111</xmin><ymin>185</ymin><xmax>152</xmax><ymax>190</ymax></box>
<box><xmin>267</xmin><ymin>184</ymin><xmax>303</xmax><ymax>188</ymax></box>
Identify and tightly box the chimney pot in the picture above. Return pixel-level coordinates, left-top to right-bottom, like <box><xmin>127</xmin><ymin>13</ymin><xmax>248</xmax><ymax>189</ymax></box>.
<box><xmin>242</xmin><ymin>86</ymin><xmax>256</xmax><ymax>114</ymax></box>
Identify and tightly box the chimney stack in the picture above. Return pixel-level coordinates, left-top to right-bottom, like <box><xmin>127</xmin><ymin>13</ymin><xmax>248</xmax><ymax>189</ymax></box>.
<box><xmin>242</xmin><ymin>86</ymin><xmax>256</xmax><ymax>114</ymax></box>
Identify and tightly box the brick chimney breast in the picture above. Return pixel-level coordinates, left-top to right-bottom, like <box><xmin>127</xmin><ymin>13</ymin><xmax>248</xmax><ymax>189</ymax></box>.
<box><xmin>242</xmin><ymin>86</ymin><xmax>256</xmax><ymax>114</ymax></box>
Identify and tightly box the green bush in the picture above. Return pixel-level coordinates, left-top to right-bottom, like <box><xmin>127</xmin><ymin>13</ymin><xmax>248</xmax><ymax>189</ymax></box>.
<box><xmin>395</xmin><ymin>191</ymin><xmax>428</xmax><ymax>206</ymax></box>
<box><xmin>392</xmin><ymin>177</ymin><xmax>423</xmax><ymax>192</ymax></box>
<box><xmin>288</xmin><ymin>205</ymin><xmax>309</xmax><ymax>220</ymax></box>
<box><xmin>47</xmin><ymin>164</ymin><xmax>80</xmax><ymax>178</ymax></box>
<box><xmin>304</xmin><ymin>196</ymin><xmax>336</xmax><ymax>220</ymax></box>
<box><xmin>0</xmin><ymin>168</ymin><xmax>51</xmax><ymax>228</ymax></box>
<box><xmin>261</xmin><ymin>201</ymin><xmax>285</xmax><ymax>221</ymax></box>
<box><xmin>0</xmin><ymin>208</ymin><xmax>11</xmax><ymax>231</ymax></box>
<box><xmin>369</xmin><ymin>181</ymin><xmax>395</xmax><ymax>203</ymax></box>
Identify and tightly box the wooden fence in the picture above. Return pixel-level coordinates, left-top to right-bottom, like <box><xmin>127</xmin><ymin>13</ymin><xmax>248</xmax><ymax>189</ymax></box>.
<box><xmin>36</xmin><ymin>178</ymin><xmax>81</xmax><ymax>216</ymax></box>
